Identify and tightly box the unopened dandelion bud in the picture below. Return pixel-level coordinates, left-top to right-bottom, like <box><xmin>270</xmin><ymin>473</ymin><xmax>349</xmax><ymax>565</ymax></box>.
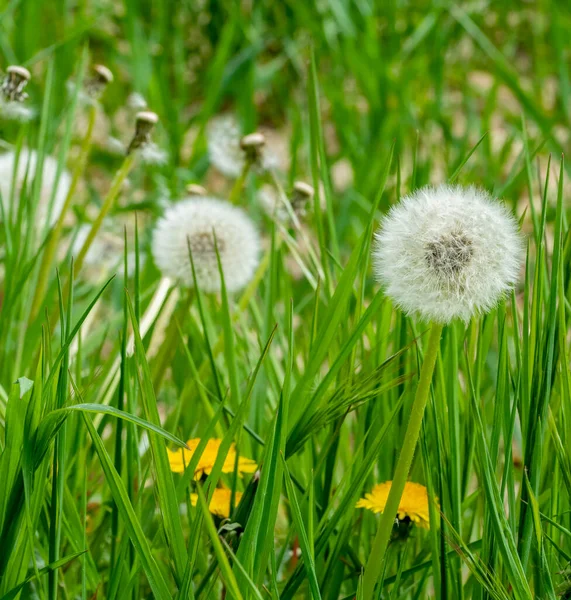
<box><xmin>127</xmin><ymin>110</ymin><xmax>159</xmax><ymax>154</ymax></box>
<box><xmin>240</xmin><ymin>132</ymin><xmax>265</xmax><ymax>163</ymax></box>
<box><xmin>291</xmin><ymin>181</ymin><xmax>314</xmax><ymax>216</ymax></box>
<box><xmin>186</xmin><ymin>183</ymin><xmax>207</xmax><ymax>196</ymax></box>
<box><xmin>85</xmin><ymin>64</ymin><xmax>113</xmax><ymax>99</ymax></box>
<box><xmin>1</xmin><ymin>65</ymin><xmax>31</xmax><ymax>102</ymax></box>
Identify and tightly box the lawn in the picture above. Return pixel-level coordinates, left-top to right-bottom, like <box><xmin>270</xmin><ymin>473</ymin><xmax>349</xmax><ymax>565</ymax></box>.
<box><xmin>1</xmin><ymin>1</ymin><xmax>571</xmax><ymax>598</ymax></box>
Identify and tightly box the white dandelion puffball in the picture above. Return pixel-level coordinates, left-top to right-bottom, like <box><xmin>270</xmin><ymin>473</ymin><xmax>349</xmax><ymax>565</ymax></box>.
<box><xmin>207</xmin><ymin>114</ymin><xmax>280</xmax><ymax>177</ymax></box>
<box><xmin>152</xmin><ymin>197</ymin><xmax>261</xmax><ymax>292</ymax></box>
<box><xmin>373</xmin><ymin>185</ymin><xmax>524</xmax><ymax>324</ymax></box>
<box><xmin>207</xmin><ymin>115</ymin><xmax>245</xmax><ymax>177</ymax></box>
<box><xmin>0</xmin><ymin>149</ymin><xmax>71</xmax><ymax>227</ymax></box>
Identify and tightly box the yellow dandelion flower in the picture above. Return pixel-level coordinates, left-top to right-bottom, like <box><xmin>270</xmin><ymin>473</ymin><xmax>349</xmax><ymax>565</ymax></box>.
<box><xmin>167</xmin><ymin>438</ymin><xmax>257</xmax><ymax>480</ymax></box>
<box><xmin>190</xmin><ymin>488</ymin><xmax>243</xmax><ymax>518</ymax></box>
<box><xmin>356</xmin><ymin>481</ymin><xmax>434</xmax><ymax>530</ymax></box>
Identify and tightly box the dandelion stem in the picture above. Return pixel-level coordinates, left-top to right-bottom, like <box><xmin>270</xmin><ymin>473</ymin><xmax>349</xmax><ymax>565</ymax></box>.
<box><xmin>75</xmin><ymin>153</ymin><xmax>135</xmax><ymax>273</ymax></box>
<box><xmin>361</xmin><ymin>321</ymin><xmax>444</xmax><ymax>600</ymax></box>
<box><xmin>228</xmin><ymin>158</ymin><xmax>252</xmax><ymax>204</ymax></box>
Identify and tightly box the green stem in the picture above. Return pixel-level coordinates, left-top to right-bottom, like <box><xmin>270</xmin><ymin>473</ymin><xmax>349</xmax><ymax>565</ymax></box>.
<box><xmin>228</xmin><ymin>158</ymin><xmax>252</xmax><ymax>204</ymax></box>
<box><xmin>361</xmin><ymin>321</ymin><xmax>444</xmax><ymax>600</ymax></box>
<box><xmin>75</xmin><ymin>153</ymin><xmax>135</xmax><ymax>274</ymax></box>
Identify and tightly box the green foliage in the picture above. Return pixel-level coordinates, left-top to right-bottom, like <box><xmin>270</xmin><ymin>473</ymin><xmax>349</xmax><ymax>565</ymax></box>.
<box><xmin>1</xmin><ymin>1</ymin><xmax>571</xmax><ymax>598</ymax></box>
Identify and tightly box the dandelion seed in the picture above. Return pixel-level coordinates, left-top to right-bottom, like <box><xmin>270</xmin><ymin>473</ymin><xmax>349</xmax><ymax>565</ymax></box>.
<box><xmin>372</xmin><ymin>184</ymin><xmax>524</xmax><ymax>324</ymax></box>
<box><xmin>0</xmin><ymin>148</ymin><xmax>71</xmax><ymax>226</ymax></box>
<box><xmin>167</xmin><ymin>438</ymin><xmax>257</xmax><ymax>479</ymax></box>
<box><xmin>357</xmin><ymin>481</ymin><xmax>435</xmax><ymax>530</ymax></box>
<box><xmin>152</xmin><ymin>197</ymin><xmax>261</xmax><ymax>292</ymax></box>
<box><xmin>190</xmin><ymin>487</ymin><xmax>242</xmax><ymax>518</ymax></box>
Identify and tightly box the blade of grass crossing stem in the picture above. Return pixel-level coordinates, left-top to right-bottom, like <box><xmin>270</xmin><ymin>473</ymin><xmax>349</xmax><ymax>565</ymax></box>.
<box><xmin>281</xmin><ymin>454</ymin><xmax>322</xmax><ymax>600</ymax></box>
<box><xmin>42</xmin><ymin>276</ymin><xmax>115</xmax><ymax>395</ymax></box>
<box><xmin>234</xmin><ymin>394</ymin><xmax>286</xmax><ymax>590</ymax></box>
<box><xmin>82</xmin><ymin>415</ymin><xmax>172</xmax><ymax>599</ymax></box>
<box><xmin>214</xmin><ymin>233</ymin><xmax>241</xmax><ymax>408</ymax></box>
<box><xmin>125</xmin><ymin>293</ymin><xmax>188</xmax><ymax>582</ymax></box>
<box><xmin>288</xmin><ymin>227</ymin><xmax>368</xmax><ymax>429</ymax></box>
<box><xmin>194</xmin><ymin>486</ymin><xmax>243</xmax><ymax>600</ymax></box>
<box><xmin>281</xmin><ymin>398</ymin><xmax>405</xmax><ymax>599</ymax></box>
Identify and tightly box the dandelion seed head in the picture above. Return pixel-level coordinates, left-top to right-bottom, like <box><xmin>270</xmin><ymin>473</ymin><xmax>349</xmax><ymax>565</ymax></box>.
<box><xmin>372</xmin><ymin>184</ymin><xmax>524</xmax><ymax>323</ymax></box>
<box><xmin>152</xmin><ymin>197</ymin><xmax>261</xmax><ymax>292</ymax></box>
<box><xmin>207</xmin><ymin>114</ymin><xmax>279</xmax><ymax>177</ymax></box>
<box><xmin>207</xmin><ymin>114</ymin><xmax>244</xmax><ymax>178</ymax></box>
<box><xmin>139</xmin><ymin>141</ymin><xmax>168</xmax><ymax>165</ymax></box>
<box><xmin>0</xmin><ymin>148</ymin><xmax>71</xmax><ymax>227</ymax></box>
<box><xmin>0</xmin><ymin>99</ymin><xmax>35</xmax><ymax>122</ymax></box>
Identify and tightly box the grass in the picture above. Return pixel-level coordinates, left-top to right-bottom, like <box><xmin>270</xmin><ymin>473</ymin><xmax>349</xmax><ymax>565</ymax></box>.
<box><xmin>1</xmin><ymin>1</ymin><xmax>571</xmax><ymax>598</ymax></box>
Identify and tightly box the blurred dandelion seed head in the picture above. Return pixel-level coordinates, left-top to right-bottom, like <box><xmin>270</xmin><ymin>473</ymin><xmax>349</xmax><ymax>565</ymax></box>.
<box><xmin>0</xmin><ymin>148</ymin><xmax>71</xmax><ymax>227</ymax></box>
<box><xmin>373</xmin><ymin>184</ymin><xmax>524</xmax><ymax>323</ymax></box>
<box><xmin>207</xmin><ymin>114</ymin><xmax>280</xmax><ymax>177</ymax></box>
<box><xmin>152</xmin><ymin>197</ymin><xmax>261</xmax><ymax>292</ymax></box>
<box><xmin>1</xmin><ymin>65</ymin><xmax>34</xmax><ymax>122</ymax></box>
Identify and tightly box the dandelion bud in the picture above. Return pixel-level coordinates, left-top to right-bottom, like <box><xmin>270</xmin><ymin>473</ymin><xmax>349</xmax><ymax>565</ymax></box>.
<box><xmin>1</xmin><ymin>66</ymin><xmax>31</xmax><ymax>102</ymax></box>
<box><xmin>152</xmin><ymin>197</ymin><xmax>260</xmax><ymax>293</ymax></box>
<box><xmin>127</xmin><ymin>110</ymin><xmax>159</xmax><ymax>154</ymax></box>
<box><xmin>373</xmin><ymin>185</ymin><xmax>524</xmax><ymax>324</ymax></box>
<box><xmin>291</xmin><ymin>181</ymin><xmax>314</xmax><ymax>217</ymax></box>
<box><xmin>0</xmin><ymin>66</ymin><xmax>34</xmax><ymax>122</ymax></box>
<box><xmin>186</xmin><ymin>183</ymin><xmax>207</xmax><ymax>196</ymax></box>
<box><xmin>84</xmin><ymin>64</ymin><xmax>113</xmax><ymax>99</ymax></box>
<box><xmin>240</xmin><ymin>132</ymin><xmax>266</xmax><ymax>163</ymax></box>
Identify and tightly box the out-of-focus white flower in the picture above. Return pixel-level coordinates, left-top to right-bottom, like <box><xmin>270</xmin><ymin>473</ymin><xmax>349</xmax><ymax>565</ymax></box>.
<box><xmin>373</xmin><ymin>185</ymin><xmax>524</xmax><ymax>323</ymax></box>
<box><xmin>207</xmin><ymin>114</ymin><xmax>279</xmax><ymax>177</ymax></box>
<box><xmin>258</xmin><ymin>184</ymin><xmax>288</xmax><ymax>222</ymax></box>
<box><xmin>66</xmin><ymin>64</ymin><xmax>114</xmax><ymax>106</ymax></box>
<box><xmin>0</xmin><ymin>148</ymin><xmax>71</xmax><ymax>227</ymax></box>
<box><xmin>152</xmin><ymin>197</ymin><xmax>260</xmax><ymax>292</ymax></box>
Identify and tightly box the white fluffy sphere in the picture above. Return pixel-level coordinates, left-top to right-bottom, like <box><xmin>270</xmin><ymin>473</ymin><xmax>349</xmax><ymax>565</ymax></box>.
<box><xmin>373</xmin><ymin>185</ymin><xmax>524</xmax><ymax>323</ymax></box>
<box><xmin>0</xmin><ymin>148</ymin><xmax>71</xmax><ymax>227</ymax></box>
<box><xmin>152</xmin><ymin>197</ymin><xmax>261</xmax><ymax>293</ymax></box>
